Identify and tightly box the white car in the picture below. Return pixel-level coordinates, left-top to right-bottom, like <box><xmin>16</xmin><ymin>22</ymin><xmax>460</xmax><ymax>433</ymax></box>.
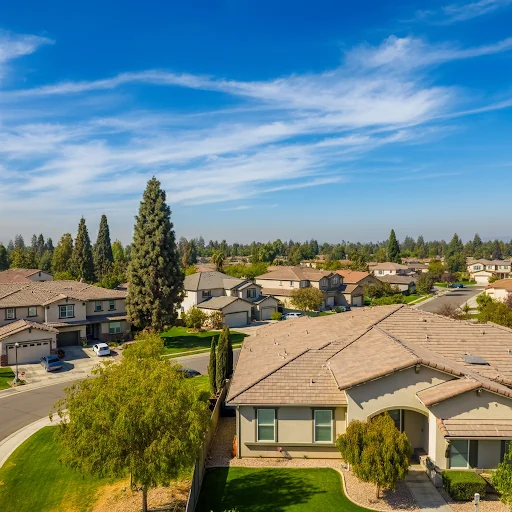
<box><xmin>283</xmin><ymin>312</ymin><xmax>304</xmax><ymax>320</ymax></box>
<box><xmin>93</xmin><ymin>343</ymin><xmax>111</xmax><ymax>356</ymax></box>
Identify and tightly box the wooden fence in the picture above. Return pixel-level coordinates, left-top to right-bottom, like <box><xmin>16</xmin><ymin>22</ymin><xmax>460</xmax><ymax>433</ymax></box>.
<box><xmin>185</xmin><ymin>384</ymin><xmax>228</xmax><ymax>512</ymax></box>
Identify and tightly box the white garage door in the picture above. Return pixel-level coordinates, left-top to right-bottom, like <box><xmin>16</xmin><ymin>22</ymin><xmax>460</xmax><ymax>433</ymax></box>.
<box><xmin>261</xmin><ymin>306</ymin><xmax>276</xmax><ymax>320</ymax></box>
<box><xmin>475</xmin><ymin>275</ymin><xmax>489</xmax><ymax>285</ymax></box>
<box><xmin>352</xmin><ymin>296</ymin><xmax>363</xmax><ymax>307</ymax></box>
<box><xmin>223</xmin><ymin>311</ymin><xmax>249</xmax><ymax>328</ymax></box>
<box><xmin>7</xmin><ymin>340</ymin><xmax>51</xmax><ymax>365</ymax></box>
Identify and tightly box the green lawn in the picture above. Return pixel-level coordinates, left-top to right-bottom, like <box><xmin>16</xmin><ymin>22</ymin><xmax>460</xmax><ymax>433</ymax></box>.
<box><xmin>160</xmin><ymin>326</ymin><xmax>247</xmax><ymax>355</ymax></box>
<box><xmin>196</xmin><ymin>467</ymin><xmax>372</xmax><ymax>512</ymax></box>
<box><xmin>0</xmin><ymin>367</ymin><xmax>14</xmax><ymax>390</ymax></box>
<box><xmin>0</xmin><ymin>426</ymin><xmax>115</xmax><ymax>512</ymax></box>
<box><xmin>403</xmin><ymin>294</ymin><xmax>432</xmax><ymax>304</ymax></box>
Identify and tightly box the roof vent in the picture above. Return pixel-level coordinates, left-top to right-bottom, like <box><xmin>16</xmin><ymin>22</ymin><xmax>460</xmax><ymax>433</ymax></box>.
<box><xmin>508</xmin><ymin>349</ymin><xmax>512</xmax><ymax>355</ymax></box>
<box><xmin>463</xmin><ymin>355</ymin><xmax>490</xmax><ymax>365</ymax></box>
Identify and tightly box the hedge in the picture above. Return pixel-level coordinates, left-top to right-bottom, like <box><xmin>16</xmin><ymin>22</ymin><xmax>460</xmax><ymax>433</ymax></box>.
<box><xmin>442</xmin><ymin>471</ymin><xmax>487</xmax><ymax>501</ymax></box>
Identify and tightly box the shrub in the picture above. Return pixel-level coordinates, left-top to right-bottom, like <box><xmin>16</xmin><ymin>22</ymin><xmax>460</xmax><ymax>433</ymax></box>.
<box><xmin>270</xmin><ymin>312</ymin><xmax>282</xmax><ymax>321</ymax></box>
<box><xmin>334</xmin><ymin>306</ymin><xmax>342</xmax><ymax>313</ymax></box>
<box><xmin>203</xmin><ymin>310</ymin><xmax>223</xmax><ymax>330</ymax></box>
<box><xmin>183</xmin><ymin>306</ymin><xmax>207</xmax><ymax>330</ymax></box>
<box><xmin>442</xmin><ymin>471</ymin><xmax>486</xmax><ymax>501</ymax></box>
<box><xmin>372</xmin><ymin>294</ymin><xmax>406</xmax><ymax>305</ymax></box>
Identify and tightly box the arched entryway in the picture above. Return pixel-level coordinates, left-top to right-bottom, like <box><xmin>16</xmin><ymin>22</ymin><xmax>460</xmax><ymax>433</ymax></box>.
<box><xmin>370</xmin><ymin>407</ymin><xmax>429</xmax><ymax>457</ymax></box>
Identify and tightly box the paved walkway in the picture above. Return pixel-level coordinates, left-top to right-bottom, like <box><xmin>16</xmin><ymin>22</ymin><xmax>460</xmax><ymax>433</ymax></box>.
<box><xmin>405</xmin><ymin>466</ymin><xmax>453</xmax><ymax>512</ymax></box>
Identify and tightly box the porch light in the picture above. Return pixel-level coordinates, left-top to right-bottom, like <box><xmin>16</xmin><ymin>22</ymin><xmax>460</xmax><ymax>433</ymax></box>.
<box><xmin>477</xmin><ymin>388</ymin><xmax>483</xmax><ymax>396</ymax></box>
<box><xmin>415</xmin><ymin>364</ymin><xmax>421</xmax><ymax>374</ymax></box>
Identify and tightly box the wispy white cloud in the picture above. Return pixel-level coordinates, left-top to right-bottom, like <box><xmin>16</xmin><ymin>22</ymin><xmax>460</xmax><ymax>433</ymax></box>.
<box><xmin>416</xmin><ymin>0</ymin><xmax>512</xmax><ymax>24</ymax></box>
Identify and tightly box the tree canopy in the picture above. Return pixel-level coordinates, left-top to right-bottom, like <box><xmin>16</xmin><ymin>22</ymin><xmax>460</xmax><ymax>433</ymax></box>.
<box><xmin>290</xmin><ymin>286</ymin><xmax>324</xmax><ymax>311</ymax></box>
<box><xmin>71</xmin><ymin>218</ymin><xmax>95</xmax><ymax>282</ymax></box>
<box><xmin>387</xmin><ymin>229</ymin><xmax>401</xmax><ymax>263</ymax></box>
<box><xmin>94</xmin><ymin>214</ymin><xmax>114</xmax><ymax>280</ymax></box>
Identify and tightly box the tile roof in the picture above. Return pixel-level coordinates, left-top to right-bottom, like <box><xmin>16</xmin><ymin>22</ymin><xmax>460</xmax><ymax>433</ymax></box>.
<box><xmin>487</xmin><ymin>279</ymin><xmax>512</xmax><ymax>291</ymax></box>
<box><xmin>87</xmin><ymin>313</ymin><xmax>128</xmax><ymax>323</ymax></box>
<box><xmin>416</xmin><ymin>378</ymin><xmax>481</xmax><ymax>406</ymax></box>
<box><xmin>370</xmin><ymin>262</ymin><xmax>409</xmax><ymax>270</ymax></box>
<box><xmin>197</xmin><ymin>296</ymin><xmax>246</xmax><ymax>310</ymax></box>
<box><xmin>376</xmin><ymin>274</ymin><xmax>417</xmax><ymax>284</ymax></box>
<box><xmin>256</xmin><ymin>266</ymin><xmax>334</xmax><ymax>282</ymax></box>
<box><xmin>0</xmin><ymin>269</ymin><xmax>47</xmax><ymax>283</ymax></box>
<box><xmin>184</xmin><ymin>271</ymin><xmax>246</xmax><ymax>291</ymax></box>
<box><xmin>437</xmin><ymin>418</ymin><xmax>512</xmax><ymax>438</ymax></box>
<box><xmin>0</xmin><ymin>319</ymin><xmax>59</xmax><ymax>340</ymax></box>
<box><xmin>336</xmin><ymin>270</ymin><xmax>372</xmax><ymax>284</ymax></box>
<box><xmin>261</xmin><ymin>288</ymin><xmax>294</xmax><ymax>297</ymax></box>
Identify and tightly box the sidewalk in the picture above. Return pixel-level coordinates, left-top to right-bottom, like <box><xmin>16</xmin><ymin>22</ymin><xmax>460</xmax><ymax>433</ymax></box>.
<box><xmin>0</xmin><ymin>416</ymin><xmax>54</xmax><ymax>468</ymax></box>
<box><xmin>405</xmin><ymin>466</ymin><xmax>452</xmax><ymax>512</ymax></box>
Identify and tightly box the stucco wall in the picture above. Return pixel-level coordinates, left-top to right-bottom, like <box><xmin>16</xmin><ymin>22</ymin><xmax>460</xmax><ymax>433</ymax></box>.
<box><xmin>86</xmin><ymin>299</ymin><xmax>126</xmax><ymax>316</ymax></box>
<box><xmin>478</xmin><ymin>440</ymin><xmax>502</xmax><ymax>469</ymax></box>
<box><xmin>485</xmin><ymin>288</ymin><xmax>509</xmax><ymax>302</ymax></box>
<box><xmin>181</xmin><ymin>291</ymin><xmax>199</xmax><ymax>311</ymax></box>
<box><xmin>237</xmin><ymin>285</ymin><xmax>262</xmax><ymax>301</ymax></box>
<box><xmin>0</xmin><ymin>306</ymin><xmax>45</xmax><ymax>326</ymax></box>
<box><xmin>0</xmin><ymin>329</ymin><xmax>57</xmax><ymax>356</ymax></box>
<box><xmin>45</xmin><ymin>300</ymin><xmax>87</xmax><ymax>323</ymax></box>
<box><xmin>256</xmin><ymin>278</ymin><xmax>300</xmax><ymax>290</ymax></box>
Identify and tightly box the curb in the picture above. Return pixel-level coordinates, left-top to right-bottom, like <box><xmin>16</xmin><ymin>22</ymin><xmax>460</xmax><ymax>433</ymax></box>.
<box><xmin>0</xmin><ymin>416</ymin><xmax>54</xmax><ymax>468</ymax></box>
<box><xmin>0</xmin><ymin>374</ymin><xmax>85</xmax><ymax>401</ymax></box>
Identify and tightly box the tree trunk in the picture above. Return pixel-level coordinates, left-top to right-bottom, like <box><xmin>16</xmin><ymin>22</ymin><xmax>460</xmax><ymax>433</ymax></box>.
<box><xmin>141</xmin><ymin>486</ymin><xmax>148</xmax><ymax>512</ymax></box>
<box><xmin>376</xmin><ymin>484</ymin><xmax>380</xmax><ymax>499</ymax></box>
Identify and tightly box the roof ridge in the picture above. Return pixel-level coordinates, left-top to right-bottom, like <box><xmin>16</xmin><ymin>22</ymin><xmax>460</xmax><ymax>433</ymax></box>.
<box><xmin>375</xmin><ymin>326</ymin><xmax>421</xmax><ymax>361</ymax></box>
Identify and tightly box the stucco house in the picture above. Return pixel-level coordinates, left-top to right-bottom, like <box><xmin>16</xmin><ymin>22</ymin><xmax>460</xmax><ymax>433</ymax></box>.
<box><xmin>182</xmin><ymin>271</ymin><xmax>279</xmax><ymax>327</ymax></box>
<box><xmin>369</xmin><ymin>262</ymin><xmax>412</xmax><ymax>276</ymax></box>
<box><xmin>376</xmin><ymin>274</ymin><xmax>417</xmax><ymax>295</ymax></box>
<box><xmin>467</xmin><ymin>259</ymin><xmax>512</xmax><ymax>285</ymax></box>
<box><xmin>0</xmin><ymin>268</ymin><xmax>53</xmax><ymax>284</ymax></box>
<box><xmin>335</xmin><ymin>270</ymin><xmax>379</xmax><ymax>289</ymax></box>
<box><xmin>227</xmin><ymin>305</ymin><xmax>512</xmax><ymax>470</ymax></box>
<box><xmin>0</xmin><ymin>280</ymin><xmax>129</xmax><ymax>366</ymax></box>
<box><xmin>255</xmin><ymin>267</ymin><xmax>364</xmax><ymax>309</ymax></box>
<box><xmin>485</xmin><ymin>279</ymin><xmax>512</xmax><ymax>302</ymax></box>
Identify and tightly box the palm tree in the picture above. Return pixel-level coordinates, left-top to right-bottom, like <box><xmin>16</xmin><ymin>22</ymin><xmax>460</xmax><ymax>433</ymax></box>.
<box><xmin>212</xmin><ymin>251</ymin><xmax>225</xmax><ymax>272</ymax></box>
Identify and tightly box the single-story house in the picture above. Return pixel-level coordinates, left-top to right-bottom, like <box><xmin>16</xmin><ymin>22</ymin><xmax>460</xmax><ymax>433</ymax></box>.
<box><xmin>227</xmin><ymin>305</ymin><xmax>512</xmax><ymax>470</ymax></box>
<box><xmin>485</xmin><ymin>279</ymin><xmax>512</xmax><ymax>302</ymax></box>
<box><xmin>376</xmin><ymin>274</ymin><xmax>417</xmax><ymax>295</ymax></box>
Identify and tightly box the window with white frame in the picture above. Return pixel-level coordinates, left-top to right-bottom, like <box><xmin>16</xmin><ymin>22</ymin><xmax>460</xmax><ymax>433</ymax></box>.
<box><xmin>378</xmin><ymin>270</ymin><xmax>383</xmax><ymax>275</ymax></box>
<box><xmin>27</xmin><ymin>306</ymin><xmax>37</xmax><ymax>317</ymax></box>
<box><xmin>474</xmin><ymin>265</ymin><xmax>481</xmax><ymax>270</ymax></box>
<box><xmin>247</xmin><ymin>288</ymin><xmax>256</xmax><ymax>298</ymax></box>
<box><xmin>108</xmin><ymin>300</ymin><xmax>116</xmax><ymax>311</ymax></box>
<box><xmin>321</xmin><ymin>278</ymin><xmax>327</xmax><ymax>287</ymax></box>
<box><xmin>95</xmin><ymin>301</ymin><xmax>103</xmax><ymax>312</ymax></box>
<box><xmin>6</xmin><ymin>308</ymin><xmax>15</xmax><ymax>320</ymax></box>
<box><xmin>202</xmin><ymin>290</ymin><xmax>212</xmax><ymax>298</ymax></box>
<box><xmin>109</xmin><ymin>321</ymin><xmax>122</xmax><ymax>334</ymax></box>
<box><xmin>314</xmin><ymin>410</ymin><xmax>333</xmax><ymax>443</ymax></box>
<box><xmin>487</xmin><ymin>265</ymin><xmax>493</xmax><ymax>270</ymax></box>
<box><xmin>332</xmin><ymin>276</ymin><xmax>339</xmax><ymax>285</ymax></box>
<box><xmin>257</xmin><ymin>409</ymin><xmax>276</xmax><ymax>441</ymax></box>
<box><xmin>59</xmin><ymin>304</ymin><xmax>74</xmax><ymax>319</ymax></box>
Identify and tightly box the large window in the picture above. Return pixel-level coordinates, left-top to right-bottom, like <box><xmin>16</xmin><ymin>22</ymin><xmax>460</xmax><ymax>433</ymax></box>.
<box><xmin>27</xmin><ymin>306</ymin><xmax>37</xmax><ymax>317</ymax></box>
<box><xmin>257</xmin><ymin>409</ymin><xmax>276</xmax><ymax>442</ymax></box>
<box><xmin>6</xmin><ymin>308</ymin><xmax>15</xmax><ymax>320</ymax></box>
<box><xmin>450</xmin><ymin>440</ymin><xmax>469</xmax><ymax>468</ymax></box>
<box><xmin>247</xmin><ymin>288</ymin><xmax>256</xmax><ymax>298</ymax></box>
<box><xmin>59</xmin><ymin>305</ymin><xmax>74</xmax><ymax>319</ymax></box>
<box><xmin>202</xmin><ymin>290</ymin><xmax>212</xmax><ymax>298</ymax></box>
<box><xmin>314</xmin><ymin>410</ymin><xmax>333</xmax><ymax>443</ymax></box>
<box><xmin>109</xmin><ymin>321</ymin><xmax>122</xmax><ymax>334</ymax></box>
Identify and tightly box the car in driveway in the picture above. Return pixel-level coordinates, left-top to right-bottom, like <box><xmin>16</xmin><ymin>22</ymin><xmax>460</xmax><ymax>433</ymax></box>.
<box><xmin>283</xmin><ymin>312</ymin><xmax>304</xmax><ymax>320</ymax></box>
<box><xmin>93</xmin><ymin>343</ymin><xmax>111</xmax><ymax>356</ymax></box>
<box><xmin>450</xmin><ymin>283</ymin><xmax>464</xmax><ymax>288</ymax></box>
<box><xmin>179</xmin><ymin>367</ymin><xmax>201</xmax><ymax>378</ymax></box>
<box><xmin>40</xmin><ymin>355</ymin><xmax>63</xmax><ymax>372</ymax></box>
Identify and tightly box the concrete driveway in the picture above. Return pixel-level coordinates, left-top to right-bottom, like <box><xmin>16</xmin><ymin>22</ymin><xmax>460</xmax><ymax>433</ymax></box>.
<box><xmin>12</xmin><ymin>345</ymin><xmax>119</xmax><ymax>385</ymax></box>
<box><xmin>416</xmin><ymin>287</ymin><xmax>484</xmax><ymax>313</ymax></box>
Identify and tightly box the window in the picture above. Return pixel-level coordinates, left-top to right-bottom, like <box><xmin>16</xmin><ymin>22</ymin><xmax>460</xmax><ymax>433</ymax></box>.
<box><xmin>332</xmin><ymin>276</ymin><xmax>339</xmax><ymax>285</ymax></box>
<box><xmin>388</xmin><ymin>409</ymin><xmax>404</xmax><ymax>432</ymax></box>
<box><xmin>487</xmin><ymin>265</ymin><xmax>493</xmax><ymax>270</ymax></box>
<box><xmin>27</xmin><ymin>306</ymin><xmax>37</xmax><ymax>317</ymax></box>
<box><xmin>108</xmin><ymin>300</ymin><xmax>116</xmax><ymax>311</ymax></box>
<box><xmin>474</xmin><ymin>265</ymin><xmax>481</xmax><ymax>270</ymax></box>
<box><xmin>6</xmin><ymin>308</ymin><xmax>15</xmax><ymax>320</ymax></box>
<box><xmin>247</xmin><ymin>288</ymin><xmax>256</xmax><ymax>298</ymax></box>
<box><xmin>109</xmin><ymin>321</ymin><xmax>122</xmax><ymax>334</ymax></box>
<box><xmin>314</xmin><ymin>410</ymin><xmax>333</xmax><ymax>443</ymax></box>
<box><xmin>202</xmin><ymin>290</ymin><xmax>212</xmax><ymax>298</ymax></box>
<box><xmin>279</xmin><ymin>281</ymin><xmax>283</xmax><ymax>286</ymax></box>
<box><xmin>257</xmin><ymin>409</ymin><xmax>276</xmax><ymax>442</ymax></box>
<box><xmin>290</xmin><ymin>281</ymin><xmax>295</xmax><ymax>286</ymax></box>
<box><xmin>501</xmin><ymin>441</ymin><xmax>511</xmax><ymax>463</ymax></box>
<box><xmin>378</xmin><ymin>270</ymin><xmax>383</xmax><ymax>275</ymax></box>
<box><xmin>300</xmin><ymin>280</ymin><xmax>310</xmax><ymax>288</ymax></box>
<box><xmin>95</xmin><ymin>301</ymin><xmax>103</xmax><ymax>312</ymax></box>
<box><xmin>450</xmin><ymin>440</ymin><xmax>469</xmax><ymax>468</ymax></box>
<box><xmin>59</xmin><ymin>304</ymin><xmax>74</xmax><ymax>318</ymax></box>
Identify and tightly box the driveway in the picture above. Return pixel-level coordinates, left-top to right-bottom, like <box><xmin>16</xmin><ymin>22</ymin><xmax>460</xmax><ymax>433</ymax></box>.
<box><xmin>416</xmin><ymin>287</ymin><xmax>484</xmax><ymax>313</ymax></box>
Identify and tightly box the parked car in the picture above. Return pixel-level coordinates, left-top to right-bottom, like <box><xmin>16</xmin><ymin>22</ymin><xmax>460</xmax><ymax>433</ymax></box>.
<box><xmin>450</xmin><ymin>283</ymin><xmax>464</xmax><ymax>288</ymax></box>
<box><xmin>40</xmin><ymin>355</ymin><xmax>63</xmax><ymax>372</ymax></box>
<box><xmin>179</xmin><ymin>367</ymin><xmax>201</xmax><ymax>378</ymax></box>
<box><xmin>283</xmin><ymin>312</ymin><xmax>304</xmax><ymax>320</ymax></box>
<box><xmin>92</xmin><ymin>343</ymin><xmax>111</xmax><ymax>356</ymax></box>
<box><xmin>337</xmin><ymin>305</ymin><xmax>351</xmax><ymax>312</ymax></box>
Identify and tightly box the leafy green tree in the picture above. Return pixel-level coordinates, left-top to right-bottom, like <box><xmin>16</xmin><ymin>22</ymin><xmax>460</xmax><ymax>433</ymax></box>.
<box><xmin>94</xmin><ymin>214</ymin><xmax>114</xmax><ymax>280</ymax></box>
<box><xmin>0</xmin><ymin>244</ymin><xmax>9</xmax><ymax>270</ymax></box>
<box><xmin>127</xmin><ymin>177</ymin><xmax>184</xmax><ymax>331</ymax></box>
<box><xmin>493</xmin><ymin>446</ymin><xmax>512</xmax><ymax>507</ymax></box>
<box><xmin>416</xmin><ymin>272</ymin><xmax>435</xmax><ymax>294</ymax></box>
<box><xmin>9</xmin><ymin>247</ymin><xmax>27</xmax><ymax>268</ymax></box>
<box><xmin>428</xmin><ymin>260</ymin><xmax>445</xmax><ymax>281</ymax></box>
<box><xmin>387</xmin><ymin>229</ymin><xmax>401</xmax><ymax>263</ymax></box>
<box><xmin>181</xmin><ymin>240</ymin><xmax>197</xmax><ymax>268</ymax></box>
<box><xmin>25</xmin><ymin>248</ymin><xmax>39</xmax><ymax>268</ymax></box>
<box><xmin>112</xmin><ymin>240</ymin><xmax>125</xmax><ymax>262</ymax></box>
<box><xmin>208</xmin><ymin>337</ymin><xmax>217</xmax><ymax>395</ymax></box>
<box><xmin>337</xmin><ymin>414</ymin><xmax>411</xmax><ymax>499</ymax></box>
<box><xmin>183</xmin><ymin>306</ymin><xmax>206</xmax><ymax>330</ymax></box>
<box><xmin>39</xmin><ymin>250</ymin><xmax>53</xmax><ymax>272</ymax></box>
<box><xmin>290</xmin><ymin>287</ymin><xmax>324</xmax><ymax>311</ymax></box>
<box><xmin>477</xmin><ymin>294</ymin><xmax>512</xmax><ymax>328</ymax></box>
<box><xmin>212</xmin><ymin>250</ymin><xmax>225</xmax><ymax>272</ymax></box>
<box><xmin>216</xmin><ymin>327</ymin><xmax>228</xmax><ymax>390</ymax></box>
<box><xmin>185</xmin><ymin>265</ymin><xmax>197</xmax><ymax>276</ymax></box>
<box><xmin>51</xmin><ymin>233</ymin><xmax>71</xmax><ymax>274</ymax></box>
<box><xmin>71</xmin><ymin>218</ymin><xmax>95</xmax><ymax>282</ymax></box>
<box><xmin>52</xmin><ymin>332</ymin><xmax>209</xmax><ymax>512</ymax></box>
<box><xmin>14</xmin><ymin>234</ymin><xmax>25</xmax><ymax>250</ymax></box>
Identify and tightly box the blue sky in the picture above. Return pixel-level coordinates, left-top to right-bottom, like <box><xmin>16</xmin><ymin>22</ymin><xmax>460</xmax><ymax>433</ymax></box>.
<box><xmin>0</xmin><ymin>0</ymin><xmax>512</xmax><ymax>245</ymax></box>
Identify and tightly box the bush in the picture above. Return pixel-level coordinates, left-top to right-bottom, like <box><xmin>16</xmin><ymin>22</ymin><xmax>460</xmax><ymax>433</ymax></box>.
<box><xmin>372</xmin><ymin>294</ymin><xmax>406</xmax><ymax>305</ymax></box>
<box><xmin>334</xmin><ymin>306</ymin><xmax>342</xmax><ymax>313</ymax></box>
<box><xmin>203</xmin><ymin>310</ymin><xmax>223</xmax><ymax>330</ymax></box>
<box><xmin>182</xmin><ymin>306</ymin><xmax>207</xmax><ymax>330</ymax></box>
<box><xmin>442</xmin><ymin>471</ymin><xmax>486</xmax><ymax>501</ymax></box>
<box><xmin>270</xmin><ymin>312</ymin><xmax>282</xmax><ymax>321</ymax></box>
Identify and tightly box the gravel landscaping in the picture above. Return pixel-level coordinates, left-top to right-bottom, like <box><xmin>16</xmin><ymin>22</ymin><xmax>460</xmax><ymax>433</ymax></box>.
<box><xmin>439</xmin><ymin>488</ymin><xmax>508</xmax><ymax>512</ymax></box>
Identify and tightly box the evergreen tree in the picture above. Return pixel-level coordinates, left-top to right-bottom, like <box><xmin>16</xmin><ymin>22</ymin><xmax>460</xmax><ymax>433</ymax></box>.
<box><xmin>112</xmin><ymin>240</ymin><xmax>125</xmax><ymax>262</ymax></box>
<box><xmin>46</xmin><ymin>237</ymin><xmax>54</xmax><ymax>253</ymax></box>
<box><xmin>126</xmin><ymin>177</ymin><xmax>184</xmax><ymax>331</ymax></box>
<box><xmin>25</xmin><ymin>248</ymin><xmax>39</xmax><ymax>268</ymax></box>
<box><xmin>31</xmin><ymin>234</ymin><xmax>38</xmax><ymax>252</ymax></box>
<box><xmin>226</xmin><ymin>327</ymin><xmax>233</xmax><ymax>378</ymax></box>
<box><xmin>216</xmin><ymin>327</ymin><xmax>228</xmax><ymax>390</ymax></box>
<box><xmin>36</xmin><ymin>234</ymin><xmax>45</xmax><ymax>256</ymax></box>
<box><xmin>6</xmin><ymin>240</ymin><xmax>14</xmax><ymax>253</ymax></box>
<box><xmin>473</xmin><ymin>233</ymin><xmax>482</xmax><ymax>254</ymax></box>
<box><xmin>9</xmin><ymin>247</ymin><xmax>27</xmax><ymax>268</ymax></box>
<box><xmin>39</xmin><ymin>250</ymin><xmax>53</xmax><ymax>272</ymax></box>
<box><xmin>446</xmin><ymin>233</ymin><xmax>463</xmax><ymax>258</ymax></box>
<box><xmin>492</xmin><ymin>239</ymin><xmax>503</xmax><ymax>260</ymax></box>
<box><xmin>208</xmin><ymin>337</ymin><xmax>217</xmax><ymax>395</ymax></box>
<box><xmin>94</xmin><ymin>214</ymin><xmax>114</xmax><ymax>279</ymax></box>
<box><xmin>71</xmin><ymin>218</ymin><xmax>95</xmax><ymax>282</ymax></box>
<box><xmin>52</xmin><ymin>233</ymin><xmax>74</xmax><ymax>273</ymax></box>
<box><xmin>14</xmin><ymin>234</ymin><xmax>25</xmax><ymax>250</ymax></box>
<box><xmin>387</xmin><ymin>229</ymin><xmax>401</xmax><ymax>263</ymax></box>
<box><xmin>0</xmin><ymin>244</ymin><xmax>9</xmax><ymax>270</ymax></box>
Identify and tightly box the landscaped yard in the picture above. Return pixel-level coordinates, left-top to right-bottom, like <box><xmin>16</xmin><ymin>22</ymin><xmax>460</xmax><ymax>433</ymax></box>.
<box><xmin>0</xmin><ymin>367</ymin><xmax>14</xmax><ymax>390</ymax></box>
<box><xmin>403</xmin><ymin>293</ymin><xmax>432</xmax><ymax>304</ymax></box>
<box><xmin>160</xmin><ymin>326</ymin><xmax>246</xmax><ymax>355</ymax></box>
<box><xmin>196</xmin><ymin>467</ymin><xmax>372</xmax><ymax>512</ymax></box>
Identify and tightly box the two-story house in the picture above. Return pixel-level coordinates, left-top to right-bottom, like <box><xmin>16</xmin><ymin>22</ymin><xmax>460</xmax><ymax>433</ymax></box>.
<box><xmin>0</xmin><ymin>280</ymin><xmax>129</xmax><ymax>366</ymax></box>
<box><xmin>369</xmin><ymin>262</ymin><xmax>411</xmax><ymax>276</ymax></box>
<box><xmin>368</xmin><ymin>262</ymin><xmax>417</xmax><ymax>294</ymax></box>
<box><xmin>0</xmin><ymin>268</ymin><xmax>53</xmax><ymax>284</ymax></box>
<box><xmin>182</xmin><ymin>271</ymin><xmax>279</xmax><ymax>327</ymax></box>
<box><xmin>255</xmin><ymin>267</ymin><xmax>364</xmax><ymax>309</ymax></box>
<box><xmin>467</xmin><ymin>259</ymin><xmax>512</xmax><ymax>284</ymax></box>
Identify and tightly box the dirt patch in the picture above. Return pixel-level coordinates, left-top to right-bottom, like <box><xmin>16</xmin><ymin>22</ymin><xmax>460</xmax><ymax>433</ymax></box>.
<box><xmin>92</xmin><ymin>478</ymin><xmax>191</xmax><ymax>512</ymax></box>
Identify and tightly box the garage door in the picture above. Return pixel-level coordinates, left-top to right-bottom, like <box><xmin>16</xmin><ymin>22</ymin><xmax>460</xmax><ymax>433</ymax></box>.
<box><xmin>261</xmin><ymin>306</ymin><xmax>276</xmax><ymax>320</ymax></box>
<box><xmin>475</xmin><ymin>275</ymin><xmax>489</xmax><ymax>285</ymax></box>
<box><xmin>352</xmin><ymin>296</ymin><xmax>363</xmax><ymax>307</ymax></box>
<box><xmin>326</xmin><ymin>297</ymin><xmax>335</xmax><ymax>307</ymax></box>
<box><xmin>223</xmin><ymin>311</ymin><xmax>249</xmax><ymax>328</ymax></box>
<box><xmin>58</xmin><ymin>330</ymin><xmax>80</xmax><ymax>347</ymax></box>
<box><xmin>7</xmin><ymin>340</ymin><xmax>51</xmax><ymax>365</ymax></box>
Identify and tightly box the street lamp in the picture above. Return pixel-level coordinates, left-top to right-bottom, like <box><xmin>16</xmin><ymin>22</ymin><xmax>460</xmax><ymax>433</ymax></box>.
<box><xmin>14</xmin><ymin>342</ymin><xmax>19</xmax><ymax>383</ymax></box>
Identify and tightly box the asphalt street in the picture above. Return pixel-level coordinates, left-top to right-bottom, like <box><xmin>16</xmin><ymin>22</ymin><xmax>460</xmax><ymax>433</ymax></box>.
<box><xmin>0</xmin><ymin>348</ymin><xmax>240</xmax><ymax>442</ymax></box>
<box><xmin>416</xmin><ymin>287</ymin><xmax>483</xmax><ymax>313</ymax></box>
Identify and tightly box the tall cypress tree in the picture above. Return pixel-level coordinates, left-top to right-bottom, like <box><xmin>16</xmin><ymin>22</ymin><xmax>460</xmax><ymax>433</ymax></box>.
<box><xmin>208</xmin><ymin>337</ymin><xmax>217</xmax><ymax>396</ymax></box>
<box><xmin>71</xmin><ymin>218</ymin><xmax>95</xmax><ymax>282</ymax></box>
<box><xmin>0</xmin><ymin>244</ymin><xmax>9</xmax><ymax>270</ymax></box>
<box><xmin>387</xmin><ymin>229</ymin><xmax>401</xmax><ymax>263</ymax></box>
<box><xmin>126</xmin><ymin>177</ymin><xmax>184</xmax><ymax>331</ymax></box>
<box><xmin>94</xmin><ymin>214</ymin><xmax>114</xmax><ymax>279</ymax></box>
<box><xmin>216</xmin><ymin>328</ymin><xmax>228</xmax><ymax>391</ymax></box>
<box><xmin>225</xmin><ymin>326</ymin><xmax>233</xmax><ymax>378</ymax></box>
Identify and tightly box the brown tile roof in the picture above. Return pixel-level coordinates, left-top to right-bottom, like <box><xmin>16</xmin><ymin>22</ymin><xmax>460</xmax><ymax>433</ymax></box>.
<box><xmin>417</xmin><ymin>378</ymin><xmax>481</xmax><ymax>406</ymax></box>
<box><xmin>376</xmin><ymin>274</ymin><xmax>417</xmax><ymax>285</ymax></box>
<box><xmin>437</xmin><ymin>418</ymin><xmax>512</xmax><ymax>438</ymax></box>
<box><xmin>256</xmin><ymin>266</ymin><xmax>333</xmax><ymax>282</ymax></box>
<box><xmin>487</xmin><ymin>279</ymin><xmax>512</xmax><ymax>291</ymax></box>
<box><xmin>341</xmin><ymin>284</ymin><xmax>361</xmax><ymax>294</ymax></box>
<box><xmin>336</xmin><ymin>270</ymin><xmax>372</xmax><ymax>284</ymax></box>
<box><xmin>261</xmin><ymin>288</ymin><xmax>294</xmax><ymax>297</ymax></box>
<box><xmin>0</xmin><ymin>269</ymin><xmax>47</xmax><ymax>283</ymax></box>
<box><xmin>0</xmin><ymin>319</ymin><xmax>59</xmax><ymax>340</ymax></box>
<box><xmin>370</xmin><ymin>262</ymin><xmax>409</xmax><ymax>270</ymax></box>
